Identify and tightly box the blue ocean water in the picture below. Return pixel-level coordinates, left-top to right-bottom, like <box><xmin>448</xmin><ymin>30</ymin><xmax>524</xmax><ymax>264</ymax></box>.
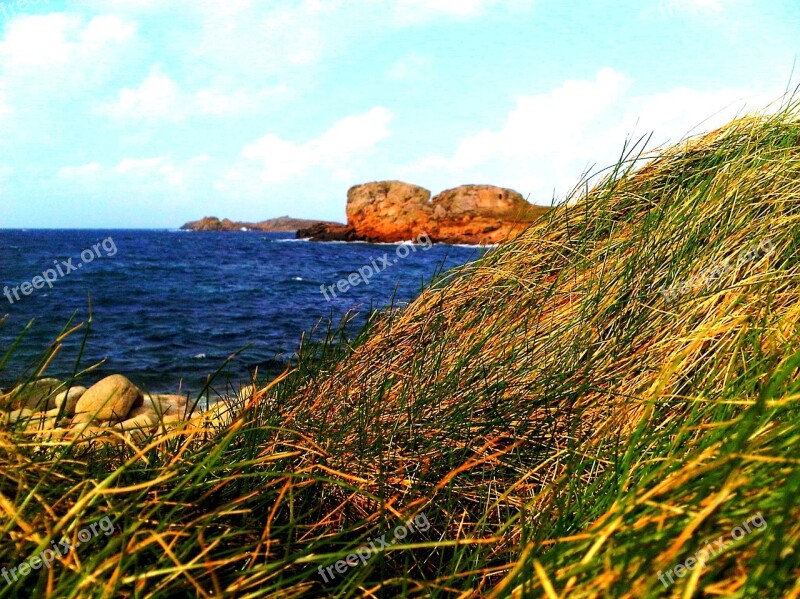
<box><xmin>0</xmin><ymin>230</ymin><xmax>482</xmax><ymax>394</ymax></box>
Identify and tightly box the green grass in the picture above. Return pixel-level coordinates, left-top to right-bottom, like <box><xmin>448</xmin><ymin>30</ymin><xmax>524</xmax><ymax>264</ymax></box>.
<box><xmin>2</xmin><ymin>101</ymin><xmax>800</xmax><ymax>598</ymax></box>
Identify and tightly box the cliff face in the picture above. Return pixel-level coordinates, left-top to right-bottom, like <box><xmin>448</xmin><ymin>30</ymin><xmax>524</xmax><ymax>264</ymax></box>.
<box><xmin>299</xmin><ymin>181</ymin><xmax>549</xmax><ymax>244</ymax></box>
<box><xmin>181</xmin><ymin>216</ymin><xmax>341</xmax><ymax>232</ymax></box>
<box><xmin>346</xmin><ymin>181</ymin><xmax>432</xmax><ymax>241</ymax></box>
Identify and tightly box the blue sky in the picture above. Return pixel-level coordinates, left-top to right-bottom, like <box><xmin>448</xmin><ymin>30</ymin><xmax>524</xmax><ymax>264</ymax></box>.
<box><xmin>0</xmin><ymin>0</ymin><xmax>797</xmax><ymax>228</ymax></box>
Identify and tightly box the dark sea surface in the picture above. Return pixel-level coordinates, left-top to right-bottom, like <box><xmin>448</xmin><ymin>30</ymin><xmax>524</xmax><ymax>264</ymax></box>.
<box><xmin>0</xmin><ymin>230</ymin><xmax>483</xmax><ymax>395</ymax></box>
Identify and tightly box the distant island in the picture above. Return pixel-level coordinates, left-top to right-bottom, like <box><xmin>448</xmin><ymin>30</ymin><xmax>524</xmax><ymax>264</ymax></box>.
<box><xmin>298</xmin><ymin>181</ymin><xmax>550</xmax><ymax>245</ymax></box>
<box><xmin>181</xmin><ymin>182</ymin><xmax>550</xmax><ymax>244</ymax></box>
<box><xmin>180</xmin><ymin>215</ymin><xmax>342</xmax><ymax>232</ymax></box>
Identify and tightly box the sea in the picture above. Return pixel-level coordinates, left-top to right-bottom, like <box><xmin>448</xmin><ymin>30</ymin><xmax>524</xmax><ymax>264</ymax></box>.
<box><xmin>0</xmin><ymin>230</ymin><xmax>483</xmax><ymax>395</ymax></box>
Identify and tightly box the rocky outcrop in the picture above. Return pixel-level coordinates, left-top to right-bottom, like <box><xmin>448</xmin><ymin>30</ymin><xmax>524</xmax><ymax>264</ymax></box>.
<box><xmin>181</xmin><ymin>216</ymin><xmax>342</xmax><ymax>232</ymax></box>
<box><xmin>297</xmin><ymin>181</ymin><xmax>549</xmax><ymax>245</ymax></box>
<box><xmin>346</xmin><ymin>181</ymin><xmax>433</xmax><ymax>241</ymax></box>
<box><xmin>425</xmin><ymin>185</ymin><xmax>548</xmax><ymax>245</ymax></box>
<box><xmin>294</xmin><ymin>222</ymin><xmax>358</xmax><ymax>242</ymax></box>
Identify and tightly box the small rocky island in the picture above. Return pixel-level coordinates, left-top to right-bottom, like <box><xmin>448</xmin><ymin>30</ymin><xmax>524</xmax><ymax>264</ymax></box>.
<box><xmin>297</xmin><ymin>181</ymin><xmax>550</xmax><ymax>245</ymax></box>
<box><xmin>181</xmin><ymin>215</ymin><xmax>342</xmax><ymax>232</ymax></box>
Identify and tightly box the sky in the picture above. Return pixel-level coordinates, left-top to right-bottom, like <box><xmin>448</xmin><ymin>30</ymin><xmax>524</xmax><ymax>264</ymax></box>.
<box><xmin>0</xmin><ymin>0</ymin><xmax>798</xmax><ymax>228</ymax></box>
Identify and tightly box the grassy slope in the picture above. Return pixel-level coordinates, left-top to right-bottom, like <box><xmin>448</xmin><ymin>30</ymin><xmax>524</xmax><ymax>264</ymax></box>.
<box><xmin>2</xmin><ymin>106</ymin><xmax>800</xmax><ymax>598</ymax></box>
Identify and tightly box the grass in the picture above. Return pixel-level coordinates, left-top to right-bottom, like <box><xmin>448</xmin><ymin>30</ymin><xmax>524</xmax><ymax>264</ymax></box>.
<box><xmin>2</xmin><ymin>100</ymin><xmax>800</xmax><ymax>597</ymax></box>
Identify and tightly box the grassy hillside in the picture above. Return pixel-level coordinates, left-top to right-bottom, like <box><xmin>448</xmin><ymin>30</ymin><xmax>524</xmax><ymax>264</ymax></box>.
<box><xmin>2</xmin><ymin>104</ymin><xmax>800</xmax><ymax>598</ymax></box>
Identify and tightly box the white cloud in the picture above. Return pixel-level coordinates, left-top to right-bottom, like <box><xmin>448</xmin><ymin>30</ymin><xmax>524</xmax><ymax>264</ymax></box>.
<box><xmin>0</xmin><ymin>12</ymin><xmax>139</xmax><ymax>120</ymax></box>
<box><xmin>387</xmin><ymin>53</ymin><xmax>433</xmax><ymax>80</ymax></box>
<box><xmin>192</xmin><ymin>86</ymin><xmax>288</xmax><ymax>116</ymax></box>
<box><xmin>406</xmin><ymin>68</ymin><xmax>773</xmax><ymax>204</ymax></box>
<box><xmin>237</xmin><ymin>107</ymin><xmax>393</xmax><ymax>183</ymax></box>
<box><xmin>661</xmin><ymin>0</ymin><xmax>723</xmax><ymax>14</ymax></box>
<box><xmin>0</xmin><ymin>13</ymin><xmax>136</xmax><ymax>69</ymax></box>
<box><xmin>84</xmin><ymin>0</ymin><xmax>161</xmax><ymax>9</ymax></box>
<box><xmin>0</xmin><ymin>85</ymin><xmax>11</xmax><ymax>117</ymax></box>
<box><xmin>100</xmin><ymin>67</ymin><xmax>286</xmax><ymax>120</ymax></box>
<box><xmin>102</xmin><ymin>69</ymin><xmax>181</xmax><ymax>120</ymax></box>
<box><xmin>189</xmin><ymin>1</ymin><xmax>332</xmax><ymax>80</ymax></box>
<box><xmin>393</xmin><ymin>0</ymin><xmax>532</xmax><ymax>21</ymax></box>
<box><xmin>194</xmin><ymin>89</ymin><xmax>251</xmax><ymax>116</ymax></box>
<box><xmin>116</xmin><ymin>157</ymin><xmax>192</xmax><ymax>186</ymax></box>
<box><xmin>0</xmin><ymin>14</ymin><xmax>79</xmax><ymax>67</ymax></box>
<box><xmin>59</xmin><ymin>156</ymin><xmax>212</xmax><ymax>189</ymax></box>
<box><xmin>58</xmin><ymin>162</ymin><xmax>102</xmax><ymax>178</ymax></box>
<box><xmin>659</xmin><ymin>0</ymin><xmax>726</xmax><ymax>16</ymax></box>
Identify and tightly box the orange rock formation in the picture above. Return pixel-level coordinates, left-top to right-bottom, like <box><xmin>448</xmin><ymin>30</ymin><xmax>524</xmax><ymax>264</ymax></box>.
<box><xmin>299</xmin><ymin>181</ymin><xmax>549</xmax><ymax>244</ymax></box>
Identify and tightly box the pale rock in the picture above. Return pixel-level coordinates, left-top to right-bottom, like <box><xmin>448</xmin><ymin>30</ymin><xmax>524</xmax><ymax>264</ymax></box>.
<box><xmin>8</xmin><ymin>378</ymin><xmax>62</xmax><ymax>411</ymax></box>
<box><xmin>24</xmin><ymin>409</ymin><xmax>62</xmax><ymax>432</ymax></box>
<box><xmin>5</xmin><ymin>408</ymin><xmax>33</xmax><ymax>424</ymax></box>
<box><xmin>143</xmin><ymin>394</ymin><xmax>190</xmax><ymax>417</ymax></box>
<box><xmin>115</xmin><ymin>406</ymin><xmax>159</xmax><ymax>442</ymax></box>
<box><xmin>54</xmin><ymin>386</ymin><xmax>87</xmax><ymax>416</ymax></box>
<box><xmin>73</xmin><ymin>375</ymin><xmax>143</xmax><ymax>424</ymax></box>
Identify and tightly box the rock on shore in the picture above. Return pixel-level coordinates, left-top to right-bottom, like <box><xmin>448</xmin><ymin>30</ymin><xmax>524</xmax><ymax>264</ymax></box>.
<box><xmin>297</xmin><ymin>181</ymin><xmax>549</xmax><ymax>245</ymax></box>
<box><xmin>1</xmin><ymin>375</ymin><xmax>243</xmax><ymax>444</ymax></box>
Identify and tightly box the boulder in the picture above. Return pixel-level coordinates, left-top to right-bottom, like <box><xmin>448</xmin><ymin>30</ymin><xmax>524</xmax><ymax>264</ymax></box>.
<box><xmin>7</xmin><ymin>378</ymin><xmax>62</xmax><ymax>411</ymax></box>
<box><xmin>23</xmin><ymin>409</ymin><xmax>66</xmax><ymax>433</ymax></box>
<box><xmin>203</xmin><ymin>401</ymin><xmax>239</xmax><ymax>429</ymax></box>
<box><xmin>54</xmin><ymin>386</ymin><xmax>87</xmax><ymax>416</ymax></box>
<box><xmin>122</xmin><ymin>406</ymin><xmax>159</xmax><ymax>424</ymax></box>
<box><xmin>4</xmin><ymin>408</ymin><xmax>33</xmax><ymax>424</ymax></box>
<box><xmin>3</xmin><ymin>407</ymin><xmax>67</xmax><ymax>433</ymax></box>
<box><xmin>73</xmin><ymin>375</ymin><xmax>143</xmax><ymax>424</ymax></box>
<box><xmin>115</xmin><ymin>406</ymin><xmax>160</xmax><ymax>442</ymax></box>
<box><xmin>157</xmin><ymin>413</ymin><xmax>198</xmax><ymax>436</ymax></box>
<box><xmin>72</xmin><ymin>423</ymin><xmax>124</xmax><ymax>446</ymax></box>
<box><xmin>143</xmin><ymin>394</ymin><xmax>190</xmax><ymax>417</ymax></box>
